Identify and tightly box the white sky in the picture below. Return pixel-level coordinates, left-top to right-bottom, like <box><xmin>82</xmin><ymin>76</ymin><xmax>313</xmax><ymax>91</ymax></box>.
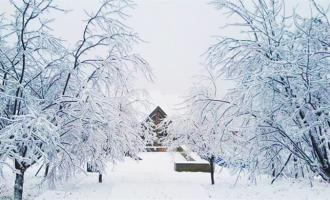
<box><xmin>1</xmin><ymin>0</ymin><xmax>329</xmax><ymax>116</ymax></box>
<box><xmin>128</xmin><ymin>0</ymin><xmax>231</xmax><ymax>116</ymax></box>
<box><xmin>127</xmin><ymin>0</ymin><xmax>329</xmax><ymax>116</ymax></box>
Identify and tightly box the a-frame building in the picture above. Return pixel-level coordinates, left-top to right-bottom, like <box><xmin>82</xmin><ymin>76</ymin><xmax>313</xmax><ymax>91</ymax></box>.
<box><xmin>147</xmin><ymin>106</ymin><xmax>168</xmax><ymax>149</ymax></box>
<box><xmin>149</xmin><ymin>106</ymin><xmax>167</xmax><ymax>126</ymax></box>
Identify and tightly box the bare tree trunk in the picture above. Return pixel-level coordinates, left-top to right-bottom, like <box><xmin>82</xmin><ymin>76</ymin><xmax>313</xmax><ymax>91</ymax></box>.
<box><xmin>44</xmin><ymin>164</ymin><xmax>49</xmax><ymax>177</ymax></box>
<box><xmin>34</xmin><ymin>164</ymin><xmax>44</xmax><ymax>177</ymax></box>
<box><xmin>310</xmin><ymin>132</ymin><xmax>330</xmax><ymax>181</ymax></box>
<box><xmin>14</xmin><ymin>170</ymin><xmax>25</xmax><ymax>200</ymax></box>
<box><xmin>294</xmin><ymin>157</ymin><xmax>298</xmax><ymax>178</ymax></box>
<box><xmin>271</xmin><ymin>163</ymin><xmax>276</xmax><ymax>177</ymax></box>
<box><xmin>99</xmin><ymin>173</ymin><xmax>103</xmax><ymax>183</ymax></box>
<box><xmin>209</xmin><ymin>156</ymin><xmax>215</xmax><ymax>185</ymax></box>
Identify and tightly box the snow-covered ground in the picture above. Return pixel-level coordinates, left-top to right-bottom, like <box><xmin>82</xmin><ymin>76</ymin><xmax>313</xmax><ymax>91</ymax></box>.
<box><xmin>2</xmin><ymin>152</ymin><xmax>330</xmax><ymax>200</ymax></box>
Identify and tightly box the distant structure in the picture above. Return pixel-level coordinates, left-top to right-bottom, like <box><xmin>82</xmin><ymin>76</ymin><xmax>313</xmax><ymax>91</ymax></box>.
<box><xmin>149</xmin><ymin>106</ymin><xmax>167</xmax><ymax>126</ymax></box>
<box><xmin>146</xmin><ymin>106</ymin><xmax>168</xmax><ymax>151</ymax></box>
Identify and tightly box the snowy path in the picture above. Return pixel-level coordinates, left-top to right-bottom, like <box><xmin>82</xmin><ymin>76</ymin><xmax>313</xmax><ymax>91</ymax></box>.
<box><xmin>107</xmin><ymin>152</ymin><xmax>211</xmax><ymax>200</ymax></box>
<box><xmin>36</xmin><ymin>152</ymin><xmax>212</xmax><ymax>200</ymax></box>
<box><xmin>34</xmin><ymin>152</ymin><xmax>330</xmax><ymax>200</ymax></box>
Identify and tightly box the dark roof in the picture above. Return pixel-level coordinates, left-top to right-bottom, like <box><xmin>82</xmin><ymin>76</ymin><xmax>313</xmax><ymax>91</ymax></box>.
<box><xmin>149</xmin><ymin>106</ymin><xmax>167</xmax><ymax>119</ymax></box>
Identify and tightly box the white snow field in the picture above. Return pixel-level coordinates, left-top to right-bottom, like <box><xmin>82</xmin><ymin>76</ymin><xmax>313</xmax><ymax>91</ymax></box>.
<box><xmin>2</xmin><ymin>152</ymin><xmax>330</xmax><ymax>200</ymax></box>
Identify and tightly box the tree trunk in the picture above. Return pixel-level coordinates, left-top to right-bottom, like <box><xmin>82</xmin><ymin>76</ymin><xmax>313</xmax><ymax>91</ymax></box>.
<box><xmin>44</xmin><ymin>164</ymin><xmax>49</xmax><ymax>177</ymax></box>
<box><xmin>99</xmin><ymin>173</ymin><xmax>103</xmax><ymax>183</ymax></box>
<box><xmin>293</xmin><ymin>157</ymin><xmax>298</xmax><ymax>178</ymax></box>
<box><xmin>14</xmin><ymin>170</ymin><xmax>25</xmax><ymax>200</ymax></box>
<box><xmin>34</xmin><ymin>164</ymin><xmax>43</xmax><ymax>177</ymax></box>
<box><xmin>271</xmin><ymin>163</ymin><xmax>276</xmax><ymax>177</ymax></box>
<box><xmin>209</xmin><ymin>156</ymin><xmax>215</xmax><ymax>185</ymax></box>
<box><xmin>310</xmin><ymin>132</ymin><xmax>330</xmax><ymax>181</ymax></box>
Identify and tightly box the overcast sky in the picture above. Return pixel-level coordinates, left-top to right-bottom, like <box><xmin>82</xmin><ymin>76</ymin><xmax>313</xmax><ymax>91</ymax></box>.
<box><xmin>128</xmin><ymin>0</ymin><xmax>230</xmax><ymax>115</ymax></box>
<box><xmin>2</xmin><ymin>0</ymin><xmax>329</xmax><ymax>116</ymax></box>
<box><xmin>126</xmin><ymin>0</ymin><xmax>329</xmax><ymax>116</ymax></box>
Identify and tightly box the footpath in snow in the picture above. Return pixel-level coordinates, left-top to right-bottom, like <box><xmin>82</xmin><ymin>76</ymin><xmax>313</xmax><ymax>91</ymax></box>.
<box><xmin>34</xmin><ymin>152</ymin><xmax>330</xmax><ymax>200</ymax></box>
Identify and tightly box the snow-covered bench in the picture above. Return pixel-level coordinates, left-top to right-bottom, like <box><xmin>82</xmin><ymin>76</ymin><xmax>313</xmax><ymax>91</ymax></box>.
<box><xmin>145</xmin><ymin>146</ymin><xmax>167</xmax><ymax>152</ymax></box>
<box><xmin>174</xmin><ymin>146</ymin><xmax>210</xmax><ymax>172</ymax></box>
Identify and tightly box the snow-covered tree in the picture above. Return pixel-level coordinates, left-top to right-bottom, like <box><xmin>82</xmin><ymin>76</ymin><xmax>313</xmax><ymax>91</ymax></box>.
<box><xmin>0</xmin><ymin>0</ymin><xmax>151</xmax><ymax>199</ymax></box>
<box><xmin>43</xmin><ymin>0</ymin><xmax>152</xmax><ymax>184</ymax></box>
<box><xmin>0</xmin><ymin>1</ymin><xmax>69</xmax><ymax>199</ymax></box>
<box><xmin>204</xmin><ymin>0</ymin><xmax>330</xmax><ymax>183</ymax></box>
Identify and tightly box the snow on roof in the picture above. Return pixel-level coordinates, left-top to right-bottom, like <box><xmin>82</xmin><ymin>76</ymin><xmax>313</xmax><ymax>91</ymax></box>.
<box><xmin>148</xmin><ymin>106</ymin><xmax>167</xmax><ymax>119</ymax></box>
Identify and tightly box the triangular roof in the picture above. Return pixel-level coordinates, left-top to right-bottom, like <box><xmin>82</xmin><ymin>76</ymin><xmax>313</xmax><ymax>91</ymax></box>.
<box><xmin>149</xmin><ymin>106</ymin><xmax>167</xmax><ymax>119</ymax></box>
